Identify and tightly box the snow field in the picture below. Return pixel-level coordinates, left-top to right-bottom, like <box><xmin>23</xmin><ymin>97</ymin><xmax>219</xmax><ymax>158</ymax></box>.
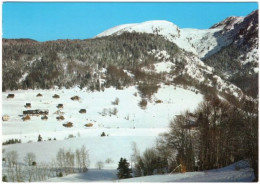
<box><xmin>2</xmin><ymin>85</ymin><xmax>203</xmax><ymax>170</ymax></box>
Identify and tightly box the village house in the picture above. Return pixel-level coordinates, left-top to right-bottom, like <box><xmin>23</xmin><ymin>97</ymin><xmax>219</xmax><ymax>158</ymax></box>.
<box><xmin>71</xmin><ymin>96</ymin><xmax>80</xmax><ymax>101</ymax></box>
<box><xmin>24</xmin><ymin>103</ymin><xmax>31</xmax><ymax>108</ymax></box>
<box><xmin>36</xmin><ymin>93</ymin><xmax>43</xmax><ymax>97</ymax></box>
<box><xmin>57</xmin><ymin>104</ymin><xmax>64</xmax><ymax>109</ymax></box>
<box><xmin>85</xmin><ymin>123</ymin><xmax>93</xmax><ymax>127</ymax></box>
<box><xmin>63</xmin><ymin>122</ymin><xmax>73</xmax><ymax>128</ymax></box>
<box><xmin>53</xmin><ymin>94</ymin><xmax>60</xmax><ymax>98</ymax></box>
<box><xmin>79</xmin><ymin>109</ymin><xmax>86</xmax><ymax>113</ymax></box>
<box><xmin>2</xmin><ymin>114</ymin><xmax>9</xmax><ymax>121</ymax></box>
<box><xmin>41</xmin><ymin>115</ymin><xmax>48</xmax><ymax>120</ymax></box>
<box><xmin>23</xmin><ymin>109</ymin><xmax>49</xmax><ymax>116</ymax></box>
<box><xmin>7</xmin><ymin>94</ymin><xmax>15</xmax><ymax>98</ymax></box>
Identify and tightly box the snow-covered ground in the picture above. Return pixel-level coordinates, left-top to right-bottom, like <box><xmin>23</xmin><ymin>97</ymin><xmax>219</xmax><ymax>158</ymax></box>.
<box><xmin>47</xmin><ymin>160</ymin><xmax>255</xmax><ymax>182</ymax></box>
<box><xmin>2</xmin><ymin>85</ymin><xmax>203</xmax><ymax>170</ymax></box>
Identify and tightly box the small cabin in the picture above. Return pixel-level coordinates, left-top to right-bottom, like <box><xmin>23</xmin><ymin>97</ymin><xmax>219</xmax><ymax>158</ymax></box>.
<box><xmin>24</xmin><ymin>103</ymin><xmax>31</xmax><ymax>108</ymax></box>
<box><xmin>177</xmin><ymin>113</ymin><xmax>198</xmax><ymax>129</ymax></box>
<box><xmin>79</xmin><ymin>109</ymin><xmax>86</xmax><ymax>114</ymax></box>
<box><xmin>85</xmin><ymin>123</ymin><xmax>93</xmax><ymax>127</ymax></box>
<box><xmin>23</xmin><ymin>109</ymin><xmax>49</xmax><ymax>116</ymax></box>
<box><xmin>63</xmin><ymin>122</ymin><xmax>73</xmax><ymax>128</ymax></box>
<box><xmin>41</xmin><ymin>115</ymin><xmax>48</xmax><ymax>120</ymax></box>
<box><xmin>54</xmin><ymin>110</ymin><xmax>64</xmax><ymax>115</ymax></box>
<box><xmin>36</xmin><ymin>93</ymin><xmax>43</xmax><ymax>97</ymax></box>
<box><xmin>56</xmin><ymin>116</ymin><xmax>65</xmax><ymax>121</ymax></box>
<box><xmin>2</xmin><ymin>114</ymin><xmax>10</xmax><ymax>121</ymax></box>
<box><xmin>22</xmin><ymin>115</ymin><xmax>31</xmax><ymax>121</ymax></box>
<box><xmin>7</xmin><ymin>94</ymin><xmax>15</xmax><ymax>99</ymax></box>
<box><xmin>71</xmin><ymin>96</ymin><xmax>80</xmax><ymax>101</ymax></box>
<box><xmin>57</xmin><ymin>104</ymin><xmax>64</xmax><ymax>109</ymax></box>
<box><xmin>53</xmin><ymin>94</ymin><xmax>60</xmax><ymax>99</ymax></box>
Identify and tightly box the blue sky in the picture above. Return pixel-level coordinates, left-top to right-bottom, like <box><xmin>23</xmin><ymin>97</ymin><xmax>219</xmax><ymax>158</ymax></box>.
<box><xmin>3</xmin><ymin>2</ymin><xmax>258</xmax><ymax>42</ymax></box>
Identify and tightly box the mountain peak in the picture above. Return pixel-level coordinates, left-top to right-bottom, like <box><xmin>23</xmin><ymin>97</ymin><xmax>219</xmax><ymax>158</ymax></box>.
<box><xmin>96</xmin><ymin>20</ymin><xmax>180</xmax><ymax>38</ymax></box>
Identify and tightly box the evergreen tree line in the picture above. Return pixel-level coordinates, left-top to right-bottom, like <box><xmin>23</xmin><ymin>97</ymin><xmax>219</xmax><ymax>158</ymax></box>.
<box><xmin>2</xmin><ymin>32</ymin><xmax>180</xmax><ymax>91</ymax></box>
<box><xmin>131</xmin><ymin>95</ymin><xmax>258</xmax><ymax>180</ymax></box>
<box><xmin>2</xmin><ymin>139</ymin><xmax>21</xmax><ymax>145</ymax></box>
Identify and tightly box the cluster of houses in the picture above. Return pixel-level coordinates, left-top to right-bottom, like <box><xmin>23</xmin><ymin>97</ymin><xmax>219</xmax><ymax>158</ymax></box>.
<box><xmin>4</xmin><ymin>93</ymin><xmax>91</xmax><ymax>128</ymax></box>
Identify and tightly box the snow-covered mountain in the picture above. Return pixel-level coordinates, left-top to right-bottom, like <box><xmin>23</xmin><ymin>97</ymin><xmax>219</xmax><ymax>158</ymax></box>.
<box><xmin>96</xmin><ymin>10</ymin><xmax>258</xmax><ymax>97</ymax></box>
<box><xmin>96</xmin><ymin>20</ymin><xmax>228</xmax><ymax>59</ymax></box>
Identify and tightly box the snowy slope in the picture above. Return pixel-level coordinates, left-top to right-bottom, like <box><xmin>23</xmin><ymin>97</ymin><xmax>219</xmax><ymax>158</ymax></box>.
<box><xmin>46</xmin><ymin>160</ymin><xmax>255</xmax><ymax>182</ymax></box>
<box><xmin>96</xmin><ymin>20</ymin><xmax>231</xmax><ymax>58</ymax></box>
<box><xmin>2</xmin><ymin>85</ymin><xmax>203</xmax><ymax>170</ymax></box>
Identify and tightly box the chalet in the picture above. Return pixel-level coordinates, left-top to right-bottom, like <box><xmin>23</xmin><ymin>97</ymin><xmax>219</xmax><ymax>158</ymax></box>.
<box><xmin>41</xmin><ymin>115</ymin><xmax>48</xmax><ymax>120</ymax></box>
<box><xmin>36</xmin><ymin>93</ymin><xmax>43</xmax><ymax>97</ymax></box>
<box><xmin>71</xmin><ymin>96</ymin><xmax>80</xmax><ymax>101</ymax></box>
<box><xmin>53</xmin><ymin>94</ymin><xmax>60</xmax><ymax>99</ymax></box>
<box><xmin>23</xmin><ymin>109</ymin><xmax>49</xmax><ymax>116</ymax></box>
<box><xmin>2</xmin><ymin>114</ymin><xmax>9</xmax><ymax>121</ymax></box>
<box><xmin>7</xmin><ymin>94</ymin><xmax>15</xmax><ymax>98</ymax></box>
<box><xmin>54</xmin><ymin>110</ymin><xmax>64</xmax><ymax>115</ymax></box>
<box><xmin>63</xmin><ymin>122</ymin><xmax>73</xmax><ymax>128</ymax></box>
<box><xmin>24</xmin><ymin>103</ymin><xmax>31</xmax><ymax>108</ymax></box>
<box><xmin>22</xmin><ymin>115</ymin><xmax>31</xmax><ymax>121</ymax></box>
<box><xmin>176</xmin><ymin>113</ymin><xmax>198</xmax><ymax>130</ymax></box>
<box><xmin>79</xmin><ymin>109</ymin><xmax>86</xmax><ymax>113</ymax></box>
<box><xmin>57</xmin><ymin>104</ymin><xmax>64</xmax><ymax>109</ymax></box>
<box><xmin>85</xmin><ymin>123</ymin><xmax>93</xmax><ymax>127</ymax></box>
<box><xmin>56</xmin><ymin>116</ymin><xmax>65</xmax><ymax>121</ymax></box>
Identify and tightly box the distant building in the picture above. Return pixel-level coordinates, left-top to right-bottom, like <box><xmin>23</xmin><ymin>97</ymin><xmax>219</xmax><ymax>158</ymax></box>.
<box><xmin>2</xmin><ymin>114</ymin><xmax>9</xmax><ymax>121</ymax></box>
<box><xmin>23</xmin><ymin>109</ymin><xmax>49</xmax><ymax>116</ymax></box>
<box><xmin>7</xmin><ymin>94</ymin><xmax>15</xmax><ymax>98</ymax></box>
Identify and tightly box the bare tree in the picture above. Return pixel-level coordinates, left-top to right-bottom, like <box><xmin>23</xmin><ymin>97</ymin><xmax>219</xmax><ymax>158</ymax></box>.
<box><xmin>80</xmin><ymin>145</ymin><xmax>90</xmax><ymax>172</ymax></box>
<box><xmin>6</xmin><ymin>150</ymin><xmax>18</xmax><ymax>167</ymax></box>
<box><xmin>24</xmin><ymin>152</ymin><xmax>36</xmax><ymax>166</ymax></box>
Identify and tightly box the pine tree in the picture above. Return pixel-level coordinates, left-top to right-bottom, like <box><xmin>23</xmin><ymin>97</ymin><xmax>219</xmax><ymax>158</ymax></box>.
<box><xmin>117</xmin><ymin>158</ymin><xmax>132</xmax><ymax>179</ymax></box>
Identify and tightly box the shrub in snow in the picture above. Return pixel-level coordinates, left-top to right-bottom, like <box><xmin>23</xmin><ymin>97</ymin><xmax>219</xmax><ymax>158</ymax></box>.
<box><xmin>139</xmin><ymin>98</ymin><xmax>147</xmax><ymax>110</ymax></box>
<box><xmin>110</xmin><ymin>107</ymin><xmax>118</xmax><ymax>115</ymax></box>
<box><xmin>32</xmin><ymin>161</ymin><xmax>37</xmax><ymax>166</ymax></box>
<box><xmin>105</xmin><ymin>158</ymin><xmax>114</xmax><ymax>164</ymax></box>
<box><xmin>57</xmin><ymin>172</ymin><xmax>63</xmax><ymax>177</ymax></box>
<box><xmin>23</xmin><ymin>152</ymin><xmax>36</xmax><ymax>166</ymax></box>
<box><xmin>38</xmin><ymin>134</ymin><xmax>42</xmax><ymax>142</ymax></box>
<box><xmin>2</xmin><ymin>175</ymin><xmax>7</xmax><ymax>182</ymax></box>
<box><xmin>112</xmin><ymin>97</ymin><xmax>120</xmax><ymax>105</ymax></box>
<box><xmin>67</xmin><ymin>134</ymin><xmax>75</xmax><ymax>139</ymax></box>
